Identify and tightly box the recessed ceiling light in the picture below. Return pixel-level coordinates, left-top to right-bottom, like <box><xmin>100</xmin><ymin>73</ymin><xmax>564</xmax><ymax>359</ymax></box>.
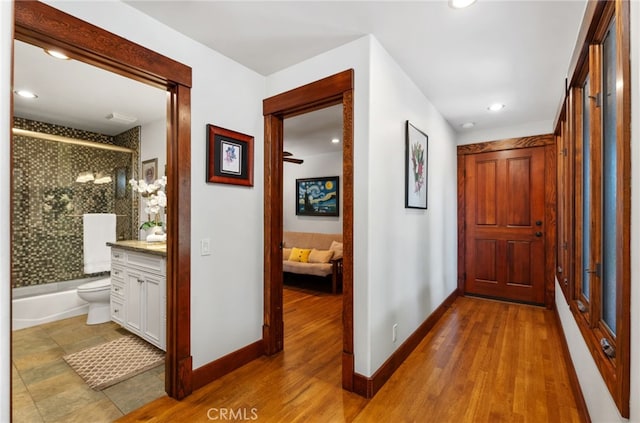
<box><xmin>488</xmin><ymin>103</ymin><xmax>506</xmax><ymax>112</ymax></box>
<box><xmin>331</xmin><ymin>138</ymin><xmax>340</xmax><ymax>144</ymax></box>
<box><xmin>44</xmin><ymin>49</ymin><xmax>70</xmax><ymax>60</ymax></box>
<box><xmin>14</xmin><ymin>90</ymin><xmax>38</xmax><ymax>99</ymax></box>
<box><xmin>449</xmin><ymin>0</ymin><xmax>477</xmax><ymax>9</ymax></box>
<box><xmin>461</xmin><ymin>122</ymin><xmax>475</xmax><ymax>129</ymax></box>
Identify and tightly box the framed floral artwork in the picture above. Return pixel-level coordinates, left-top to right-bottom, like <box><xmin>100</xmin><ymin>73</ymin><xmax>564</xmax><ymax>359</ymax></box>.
<box><xmin>206</xmin><ymin>124</ymin><xmax>254</xmax><ymax>186</ymax></box>
<box><xmin>405</xmin><ymin>121</ymin><xmax>428</xmax><ymax>209</ymax></box>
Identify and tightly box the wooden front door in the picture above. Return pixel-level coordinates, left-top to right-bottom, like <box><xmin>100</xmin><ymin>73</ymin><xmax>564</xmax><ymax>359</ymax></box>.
<box><xmin>464</xmin><ymin>146</ymin><xmax>546</xmax><ymax>304</ymax></box>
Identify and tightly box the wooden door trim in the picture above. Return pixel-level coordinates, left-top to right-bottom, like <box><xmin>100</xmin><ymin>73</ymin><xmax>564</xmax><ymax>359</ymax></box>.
<box><xmin>457</xmin><ymin>135</ymin><xmax>556</xmax><ymax>308</ymax></box>
<box><xmin>13</xmin><ymin>1</ymin><xmax>193</xmax><ymax>399</ymax></box>
<box><xmin>262</xmin><ymin>69</ymin><xmax>355</xmax><ymax>392</ymax></box>
<box><xmin>457</xmin><ymin>134</ymin><xmax>554</xmax><ymax>155</ymax></box>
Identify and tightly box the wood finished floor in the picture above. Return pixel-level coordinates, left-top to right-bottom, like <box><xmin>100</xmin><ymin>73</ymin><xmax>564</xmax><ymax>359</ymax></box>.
<box><xmin>120</xmin><ymin>289</ymin><xmax>585</xmax><ymax>423</ymax></box>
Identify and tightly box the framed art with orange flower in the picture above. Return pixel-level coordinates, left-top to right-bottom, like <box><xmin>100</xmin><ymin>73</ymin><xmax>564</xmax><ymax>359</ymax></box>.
<box><xmin>206</xmin><ymin>124</ymin><xmax>254</xmax><ymax>186</ymax></box>
<box><xmin>405</xmin><ymin>121</ymin><xmax>428</xmax><ymax>209</ymax></box>
<box><xmin>296</xmin><ymin>176</ymin><xmax>339</xmax><ymax>216</ymax></box>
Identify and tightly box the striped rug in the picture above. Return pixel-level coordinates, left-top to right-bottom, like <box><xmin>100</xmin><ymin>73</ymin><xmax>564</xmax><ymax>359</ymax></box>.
<box><xmin>63</xmin><ymin>335</ymin><xmax>164</xmax><ymax>390</ymax></box>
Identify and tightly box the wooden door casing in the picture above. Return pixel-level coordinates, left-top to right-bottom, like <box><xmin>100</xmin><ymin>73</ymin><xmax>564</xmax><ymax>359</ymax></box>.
<box><xmin>464</xmin><ymin>147</ymin><xmax>546</xmax><ymax>304</ymax></box>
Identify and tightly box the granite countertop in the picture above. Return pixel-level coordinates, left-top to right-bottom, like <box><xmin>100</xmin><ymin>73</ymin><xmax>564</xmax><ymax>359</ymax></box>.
<box><xmin>107</xmin><ymin>240</ymin><xmax>167</xmax><ymax>257</ymax></box>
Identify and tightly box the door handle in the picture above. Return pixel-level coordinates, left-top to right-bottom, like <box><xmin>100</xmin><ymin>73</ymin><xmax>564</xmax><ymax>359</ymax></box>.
<box><xmin>585</xmin><ymin>263</ymin><xmax>602</xmax><ymax>277</ymax></box>
<box><xmin>535</xmin><ymin>221</ymin><xmax>543</xmax><ymax>226</ymax></box>
<box><xmin>535</xmin><ymin>231</ymin><xmax>542</xmax><ymax>237</ymax></box>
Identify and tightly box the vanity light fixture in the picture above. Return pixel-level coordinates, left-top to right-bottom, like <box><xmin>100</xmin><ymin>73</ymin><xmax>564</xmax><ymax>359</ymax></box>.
<box><xmin>14</xmin><ymin>90</ymin><xmax>38</xmax><ymax>99</ymax></box>
<box><xmin>76</xmin><ymin>171</ymin><xmax>112</xmax><ymax>184</ymax></box>
<box><xmin>44</xmin><ymin>49</ymin><xmax>70</xmax><ymax>60</ymax></box>
<box><xmin>488</xmin><ymin>103</ymin><xmax>506</xmax><ymax>112</ymax></box>
<box><xmin>449</xmin><ymin>0</ymin><xmax>477</xmax><ymax>9</ymax></box>
<box><xmin>75</xmin><ymin>171</ymin><xmax>95</xmax><ymax>183</ymax></box>
<box><xmin>331</xmin><ymin>138</ymin><xmax>340</xmax><ymax>144</ymax></box>
<box><xmin>93</xmin><ymin>172</ymin><xmax>113</xmax><ymax>185</ymax></box>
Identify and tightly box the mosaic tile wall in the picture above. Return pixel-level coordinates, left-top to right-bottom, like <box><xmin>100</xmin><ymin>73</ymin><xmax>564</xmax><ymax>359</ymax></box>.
<box><xmin>12</xmin><ymin>118</ymin><xmax>140</xmax><ymax>288</ymax></box>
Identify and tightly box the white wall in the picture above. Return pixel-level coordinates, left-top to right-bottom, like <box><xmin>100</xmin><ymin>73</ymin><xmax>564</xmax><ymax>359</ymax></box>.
<box><xmin>283</xmin><ymin>152</ymin><xmax>342</xmax><ymax>234</ymax></box>
<box><xmin>268</xmin><ymin>35</ymin><xmax>458</xmax><ymax>376</ymax></box>
<box><xmin>555</xmin><ymin>3</ymin><xmax>639</xmax><ymax>421</ymax></box>
<box><xmin>0</xmin><ymin>1</ymin><xmax>14</xmax><ymax>421</ymax></box>
<box><xmin>366</xmin><ymin>38</ymin><xmax>458</xmax><ymax>373</ymax></box>
<box><xmin>140</xmin><ymin>118</ymin><xmax>167</xmax><ymax>179</ymax></box>
<box><xmin>38</xmin><ymin>1</ymin><xmax>266</xmax><ymax>370</ymax></box>
<box><xmin>139</xmin><ymin>118</ymin><xmax>167</xmax><ymax>232</ymax></box>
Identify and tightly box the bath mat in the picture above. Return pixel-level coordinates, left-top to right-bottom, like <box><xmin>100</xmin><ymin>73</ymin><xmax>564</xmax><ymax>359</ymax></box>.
<box><xmin>63</xmin><ymin>335</ymin><xmax>164</xmax><ymax>390</ymax></box>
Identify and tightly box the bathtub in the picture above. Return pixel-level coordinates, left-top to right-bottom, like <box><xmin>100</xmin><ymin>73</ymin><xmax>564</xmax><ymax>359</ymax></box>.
<box><xmin>12</xmin><ymin>279</ymin><xmax>98</xmax><ymax>331</ymax></box>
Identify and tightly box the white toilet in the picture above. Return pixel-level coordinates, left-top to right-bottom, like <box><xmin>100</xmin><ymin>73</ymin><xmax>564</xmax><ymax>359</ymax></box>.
<box><xmin>76</xmin><ymin>277</ymin><xmax>111</xmax><ymax>325</ymax></box>
<box><xmin>79</xmin><ymin>213</ymin><xmax>116</xmax><ymax>325</ymax></box>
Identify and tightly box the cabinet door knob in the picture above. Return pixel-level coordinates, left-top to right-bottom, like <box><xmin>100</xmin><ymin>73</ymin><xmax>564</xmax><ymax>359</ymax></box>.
<box><xmin>137</xmin><ymin>278</ymin><xmax>144</xmax><ymax>283</ymax></box>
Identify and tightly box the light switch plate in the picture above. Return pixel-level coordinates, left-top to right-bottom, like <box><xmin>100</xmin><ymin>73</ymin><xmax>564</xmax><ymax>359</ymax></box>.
<box><xmin>201</xmin><ymin>238</ymin><xmax>211</xmax><ymax>256</ymax></box>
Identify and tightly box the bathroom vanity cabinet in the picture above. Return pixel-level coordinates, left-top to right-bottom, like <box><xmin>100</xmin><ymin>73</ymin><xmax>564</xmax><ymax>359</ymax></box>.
<box><xmin>108</xmin><ymin>242</ymin><xmax>166</xmax><ymax>351</ymax></box>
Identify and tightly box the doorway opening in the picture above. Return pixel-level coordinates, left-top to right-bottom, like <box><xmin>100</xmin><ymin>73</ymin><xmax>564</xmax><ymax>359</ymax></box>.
<box><xmin>262</xmin><ymin>69</ymin><xmax>356</xmax><ymax>391</ymax></box>
<box><xmin>12</xmin><ymin>1</ymin><xmax>193</xmax><ymax>407</ymax></box>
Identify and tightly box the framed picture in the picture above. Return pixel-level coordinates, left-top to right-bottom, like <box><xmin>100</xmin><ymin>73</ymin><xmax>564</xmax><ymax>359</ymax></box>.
<box><xmin>206</xmin><ymin>124</ymin><xmax>254</xmax><ymax>186</ymax></box>
<box><xmin>405</xmin><ymin>121</ymin><xmax>428</xmax><ymax>209</ymax></box>
<box><xmin>141</xmin><ymin>158</ymin><xmax>157</xmax><ymax>184</ymax></box>
<box><xmin>296</xmin><ymin>176</ymin><xmax>339</xmax><ymax>217</ymax></box>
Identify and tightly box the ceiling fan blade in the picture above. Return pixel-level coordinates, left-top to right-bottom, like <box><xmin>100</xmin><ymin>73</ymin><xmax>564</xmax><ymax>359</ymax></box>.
<box><xmin>283</xmin><ymin>157</ymin><xmax>304</xmax><ymax>164</ymax></box>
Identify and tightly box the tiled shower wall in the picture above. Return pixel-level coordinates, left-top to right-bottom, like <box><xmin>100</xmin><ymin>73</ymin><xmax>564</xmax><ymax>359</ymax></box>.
<box><xmin>12</xmin><ymin>117</ymin><xmax>140</xmax><ymax>288</ymax></box>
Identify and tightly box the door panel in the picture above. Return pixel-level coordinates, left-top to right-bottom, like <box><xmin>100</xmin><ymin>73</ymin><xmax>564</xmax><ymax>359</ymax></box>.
<box><xmin>465</xmin><ymin>147</ymin><xmax>546</xmax><ymax>304</ymax></box>
<box><xmin>475</xmin><ymin>239</ymin><xmax>497</xmax><ymax>282</ymax></box>
<box><xmin>475</xmin><ymin>160</ymin><xmax>498</xmax><ymax>226</ymax></box>
<box><xmin>506</xmin><ymin>157</ymin><xmax>532</xmax><ymax>226</ymax></box>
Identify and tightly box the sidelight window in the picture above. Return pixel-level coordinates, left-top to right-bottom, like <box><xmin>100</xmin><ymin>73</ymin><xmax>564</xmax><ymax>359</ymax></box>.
<box><xmin>555</xmin><ymin>1</ymin><xmax>630</xmax><ymax>417</ymax></box>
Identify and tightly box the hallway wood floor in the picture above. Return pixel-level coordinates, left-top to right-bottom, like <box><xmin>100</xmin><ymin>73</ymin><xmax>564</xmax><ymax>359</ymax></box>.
<box><xmin>119</xmin><ymin>288</ymin><xmax>585</xmax><ymax>423</ymax></box>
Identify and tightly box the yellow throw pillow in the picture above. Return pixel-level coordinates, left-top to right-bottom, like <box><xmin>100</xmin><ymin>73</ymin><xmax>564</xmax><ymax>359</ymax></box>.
<box><xmin>329</xmin><ymin>240</ymin><xmax>343</xmax><ymax>260</ymax></box>
<box><xmin>289</xmin><ymin>247</ymin><xmax>312</xmax><ymax>263</ymax></box>
<box><xmin>283</xmin><ymin>248</ymin><xmax>292</xmax><ymax>260</ymax></box>
<box><xmin>308</xmin><ymin>249</ymin><xmax>334</xmax><ymax>264</ymax></box>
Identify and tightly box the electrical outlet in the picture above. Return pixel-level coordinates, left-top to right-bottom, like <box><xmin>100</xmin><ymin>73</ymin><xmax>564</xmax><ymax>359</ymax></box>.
<box><xmin>392</xmin><ymin>323</ymin><xmax>398</xmax><ymax>343</ymax></box>
<box><xmin>201</xmin><ymin>238</ymin><xmax>211</xmax><ymax>256</ymax></box>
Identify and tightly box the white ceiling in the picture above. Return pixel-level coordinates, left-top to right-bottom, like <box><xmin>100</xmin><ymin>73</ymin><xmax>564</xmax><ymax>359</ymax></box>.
<box><xmin>126</xmin><ymin>0</ymin><xmax>586</xmax><ymax>134</ymax></box>
<box><xmin>13</xmin><ymin>40</ymin><xmax>166</xmax><ymax>136</ymax></box>
<box><xmin>13</xmin><ymin>1</ymin><xmax>586</xmax><ymax>152</ymax></box>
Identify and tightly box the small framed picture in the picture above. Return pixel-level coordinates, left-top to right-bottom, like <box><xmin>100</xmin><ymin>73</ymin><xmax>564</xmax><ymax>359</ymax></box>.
<box><xmin>206</xmin><ymin>124</ymin><xmax>254</xmax><ymax>186</ymax></box>
<box><xmin>405</xmin><ymin>121</ymin><xmax>428</xmax><ymax>209</ymax></box>
<box><xmin>142</xmin><ymin>158</ymin><xmax>158</xmax><ymax>184</ymax></box>
<box><xmin>296</xmin><ymin>176</ymin><xmax>339</xmax><ymax>217</ymax></box>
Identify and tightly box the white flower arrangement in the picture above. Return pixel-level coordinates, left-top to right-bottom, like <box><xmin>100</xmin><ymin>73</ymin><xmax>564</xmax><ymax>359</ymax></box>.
<box><xmin>129</xmin><ymin>176</ymin><xmax>167</xmax><ymax>231</ymax></box>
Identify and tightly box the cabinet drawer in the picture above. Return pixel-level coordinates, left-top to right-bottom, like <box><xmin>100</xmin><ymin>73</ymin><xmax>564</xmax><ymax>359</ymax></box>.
<box><xmin>126</xmin><ymin>251</ymin><xmax>165</xmax><ymax>275</ymax></box>
<box><xmin>111</xmin><ymin>296</ymin><xmax>125</xmax><ymax>325</ymax></box>
<box><xmin>111</xmin><ymin>248</ymin><xmax>125</xmax><ymax>263</ymax></box>
<box><xmin>111</xmin><ymin>278</ymin><xmax>125</xmax><ymax>297</ymax></box>
<box><xmin>111</xmin><ymin>266</ymin><xmax>125</xmax><ymax>281</ymax></box>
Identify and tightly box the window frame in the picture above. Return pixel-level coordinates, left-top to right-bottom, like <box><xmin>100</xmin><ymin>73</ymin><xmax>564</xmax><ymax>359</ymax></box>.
<box><xmin>555</xmin><ymin>0</ymin><xmax>630</xmax><ymax>417</ymax></box>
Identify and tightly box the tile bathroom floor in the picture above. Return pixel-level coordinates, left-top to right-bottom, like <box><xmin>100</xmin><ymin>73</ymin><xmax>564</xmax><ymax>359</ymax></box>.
<box><xmin>12</xmin><ymin>315</ymin><xmax>166</xmax><ymax>422</ymax></box>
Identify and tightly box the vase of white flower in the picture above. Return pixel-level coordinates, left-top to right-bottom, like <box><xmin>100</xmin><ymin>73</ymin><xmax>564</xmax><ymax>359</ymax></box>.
<box><xmin>130</xmin><ymin>176</ymin><xmax>167</xmax><ymax>242</ymax></box>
